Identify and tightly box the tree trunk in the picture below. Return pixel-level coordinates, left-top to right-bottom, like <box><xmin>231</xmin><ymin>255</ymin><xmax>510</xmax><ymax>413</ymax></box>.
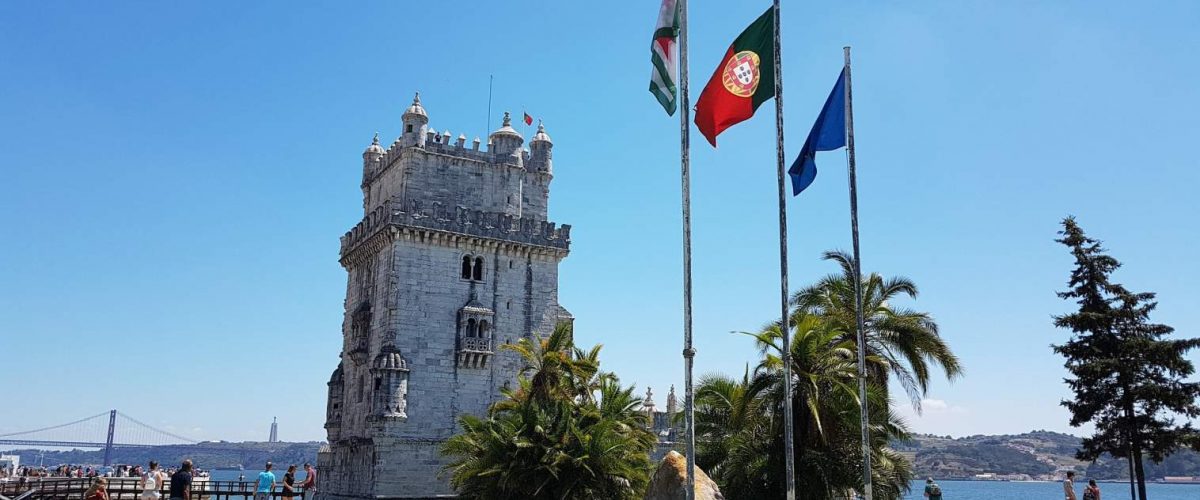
<box><xmin>1132</xmin><ymin>444</ymin><xmax>1147</xmax><ymax>500</ymax></box>
<box><xmin>1126</xmin><ymin>436</ymin><xmax>1136</xmax><ymax>500</ymax></box>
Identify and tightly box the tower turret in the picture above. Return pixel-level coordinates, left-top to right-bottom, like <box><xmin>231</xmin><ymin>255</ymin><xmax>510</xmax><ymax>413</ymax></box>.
<box><xmin>529</xmin><ymin>121</ymin><xmax>553</xmax><ymax>174</ymax></box>
<box><xmin>370</xmin><ymin>345</ymin><xmax>410</xmax><ymax>420</ymax></box>
<box><xmin>488</xmin><ymin>112</ymin><xmax>524</xmax><ymax>167</ymax></box>
<box><xmin>362</xmin><ymin>133</ymin><xmax>384</xmax><ymax>181</ymax></box>
<box><xmin>401</xmin><ymin>92</ymin><xmax>429</xmax><ymax>147</ymax></box>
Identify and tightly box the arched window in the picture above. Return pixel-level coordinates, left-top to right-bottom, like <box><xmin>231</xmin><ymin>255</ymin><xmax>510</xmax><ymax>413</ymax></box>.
<box><xmin>466</xmin><ymin>318</ymin><xmax>477</xmax><ymax>338</ymax></box>
<box><xmin>473</xmin><ymin>257</ymin><xmax>484</xmax><ymax>281</ymax></box>
<box><xmin>479</xmin><ymin>320</ymin><xmax>490</xmax><ymax>338</ymax></box>
<box><xmin>461</xmin><ymin>256</ymin><xmax>473</xmax><ymax>279</ymax></box>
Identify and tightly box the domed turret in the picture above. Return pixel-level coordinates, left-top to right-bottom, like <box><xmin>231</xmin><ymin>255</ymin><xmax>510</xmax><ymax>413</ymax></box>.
<box><xmin>373</xmin><ymin>345</ymin><xmax>410</xmax><ymax>372</ymax></box>
<box><xmin>529</xmin><ymin>121</ymin><xmax>553</xmax><ymax>174</ymax></box>
<box><xmin>370</xmin><ymin>345</ymin><xmax>410</xmax><ymax>420</ymax></box>
<box><xmin>363</xmin><ymin>132</ymin><xmax>385</xmax><ymax>156</ymax></box>
<box><xmin>401</xmin><ymin>92</ymin><xmax>429</xmax><ymax>147</ymax></box>
<box><xmin>488</xmin><ymin>112</ymin><xmax>524</xmax><ymax>166</ymax></box>
<box><xmin>531</xmin><ymin>121</ymin><xmax>552</xmax><ymax>145</ymax></box>
<box><xmin>362</xmin><ymin>133</ymin><xmax>386</xmax><ymax>187</ymax></box>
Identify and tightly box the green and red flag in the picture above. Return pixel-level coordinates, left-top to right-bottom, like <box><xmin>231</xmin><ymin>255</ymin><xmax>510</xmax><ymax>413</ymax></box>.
<box><xmin>649</xmin><ymin>0</ymin><xmax>680</xmax><ymax>115</ymax></box>
<box><xmin>693</xmin><ymin>7</ymin><xmax>776</xmax><ymax>147</ymax></box>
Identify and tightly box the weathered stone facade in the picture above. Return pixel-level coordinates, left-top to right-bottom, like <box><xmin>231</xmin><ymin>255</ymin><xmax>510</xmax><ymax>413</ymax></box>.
<box><xmin>317</xmin><ymin>94</ymin><xmax>572</xmax><ymax>499</ymax></box>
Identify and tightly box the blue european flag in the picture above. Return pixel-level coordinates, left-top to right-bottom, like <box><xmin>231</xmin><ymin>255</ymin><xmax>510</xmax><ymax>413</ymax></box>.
<box><xmin>789</xmin><ymin>68</ymin><xmax>847</xmax><ymax>195</ymax></box>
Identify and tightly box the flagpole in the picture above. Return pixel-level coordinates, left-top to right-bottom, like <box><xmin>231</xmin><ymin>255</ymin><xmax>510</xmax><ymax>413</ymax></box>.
<box><xmin>771</xmin><ymin>1</ymin><xmax>796</xmax><ymax>499</ymax></box>
<box><xmin>678</xmin><ymin>1</ymin><xmax>697</xmax><ymax>499</ymax></box>
<box><xmin>844</xmin><ymin>45</ymin><xmax>873</xmax><ymax>500</ymax></box>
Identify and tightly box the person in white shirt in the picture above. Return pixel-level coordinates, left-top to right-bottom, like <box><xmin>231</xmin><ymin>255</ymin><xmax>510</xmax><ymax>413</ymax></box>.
<box><xmin>1063</xmin><ymin>471</ymin><xmax>1077</xmax><ymax>500</ymax></box>
<box><xmin>140</xmin><ymin>461</ymin><xmax>164</xmax><ymax>500</ymax></box>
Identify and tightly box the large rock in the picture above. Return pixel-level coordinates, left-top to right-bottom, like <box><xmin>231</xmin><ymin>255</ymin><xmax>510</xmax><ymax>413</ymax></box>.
<box><xmin>644</xmin><ymin>451</ymin><xmax>725</xmax><ymax>500</ymax></box>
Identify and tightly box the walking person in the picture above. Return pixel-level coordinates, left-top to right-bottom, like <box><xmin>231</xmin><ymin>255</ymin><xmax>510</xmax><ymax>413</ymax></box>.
<box><xmin>140</xmin><ymin>461</ymin><xmax>165</xmax><ymax>500</ymax></box>
<box><xmin>298</xmin><ymin>464</ymin><xmax>316</xmax><ymax>500</ymax></box>
<box><xmin>84</xmin><ymin>477</ymin><xmax>109</xmax><ymax>500</ymax></box>
<box><xmin>169</xmin><ymin>460</ymin><xmax>194</xmax><ymax>500</ymax></box>
<box><xmin>1083</xmin><ymin>479</ymin><xmax>1101</xmax><ymax>500</ymax></box>
<box><xmin>1063</xmin><ymin>471</ymin><xmax>1078</xmax><ymax>500</ymax></box>
<box><xmin>281</xmin><ymin>465</ymin><xmax>296</xmax><ymax>500</ymax></box>
<box><xmin>923</xmin><ymin>477</ymin><xmax>942</xmax><ymax>499</ymax></box>
<box><xmin>254</xmin><ymin>462</ymin><xmax>277</xmax><ymax>500</ymax></box>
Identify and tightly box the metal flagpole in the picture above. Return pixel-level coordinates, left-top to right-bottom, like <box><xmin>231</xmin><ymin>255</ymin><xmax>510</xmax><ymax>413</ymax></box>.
<box><xmin>678</xmin><ymin>1</ymin><xmax>697</xmax><ymax>499</ymax></box>
<box><xmin>843</xmin><ymin>46</ymin><xmax>873</xmax><ymax>500</ymax></box>
<box><xmin>771</xmin><ymin>1</ymin><xmax>796</xmax><ymax>499</ymax></box>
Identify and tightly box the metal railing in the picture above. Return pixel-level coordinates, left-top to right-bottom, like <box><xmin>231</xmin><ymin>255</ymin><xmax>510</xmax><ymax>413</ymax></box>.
<box><xmin>0</xmin><ymin>477</ymin><xmax>307</xmax><ymax>500</ymax></box>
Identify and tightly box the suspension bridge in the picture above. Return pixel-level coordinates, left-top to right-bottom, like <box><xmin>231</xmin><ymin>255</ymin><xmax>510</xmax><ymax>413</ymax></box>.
<box><xmin>0</xmin><ymin>410</ymin><xmax>254</xmax><ymax>466</ymax></box>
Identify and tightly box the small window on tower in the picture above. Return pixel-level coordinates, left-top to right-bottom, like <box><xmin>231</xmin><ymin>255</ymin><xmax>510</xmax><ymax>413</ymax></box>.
<box><xmin>509</xmin><ymin>260</ymin><xmax>514</xmax><ymax>269</ymax></box>
<box><xmin>461</xmin><ymin>255</ymin><xmax>473</xmax><ymax>279</ymax></box>
<box><xmin>473</xmin><ymin>257</ymin><xmax>484</xmax><ymax>281</ymax></box>
<box><xmin>374</xmin><ymin>377</ymin><xmax>381</xmax><ymax>390</ymax></box>
<box><xmin>406</xmin><ymin>124</ymin><xmax>413</xmax><ymax>133</ymax></box>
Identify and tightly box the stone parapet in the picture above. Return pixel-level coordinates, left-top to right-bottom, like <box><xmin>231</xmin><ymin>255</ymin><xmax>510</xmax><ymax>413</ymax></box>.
<box><xmin>340</xmin><ymin>199</ymin><xmax>571</xmax><ymax>265</ymax></box>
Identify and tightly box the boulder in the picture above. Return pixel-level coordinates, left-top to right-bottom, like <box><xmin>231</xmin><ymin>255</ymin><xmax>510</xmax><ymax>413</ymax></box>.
<box><xmin>644</xmin><ymin>451</ymin><xmax>724</xmax><ymax>500</ymax></box>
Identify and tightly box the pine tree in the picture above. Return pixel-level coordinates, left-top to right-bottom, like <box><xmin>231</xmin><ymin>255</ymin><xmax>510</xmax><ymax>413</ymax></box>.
<box><xmin>1052</xmin><ymin>217</ymin><xmax>1200</xmax><ymax>500</ymax></box>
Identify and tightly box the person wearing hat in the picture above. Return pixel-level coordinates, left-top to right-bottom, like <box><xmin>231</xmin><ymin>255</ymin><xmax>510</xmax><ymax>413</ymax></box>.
<box><xmin>923</xmin><ymin>477</ymin><xmax>942</xmax><ymax>500</ymax></box>
<box><xmin>254</xmin><ymin>462</ymin><xmax>276</xmax><ymax>500</ymax></box>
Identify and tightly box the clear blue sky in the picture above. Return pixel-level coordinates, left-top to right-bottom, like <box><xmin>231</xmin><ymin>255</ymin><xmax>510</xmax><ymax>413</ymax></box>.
<box><xmin>2</xmin><ymin>1</ymin><xmax>1198</xmax><ymax>444</ymax></box>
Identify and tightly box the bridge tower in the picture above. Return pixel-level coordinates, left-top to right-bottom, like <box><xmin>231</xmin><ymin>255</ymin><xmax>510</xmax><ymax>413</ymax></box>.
<box><xmin>102</xmin><ymin>410</ymin><xmax>116</xmax><ymax>466</ymax></box>
<box><xmin>318</xmin><ymin>95</ymin><xmax>573</xmax><ymax>499</ymax></box>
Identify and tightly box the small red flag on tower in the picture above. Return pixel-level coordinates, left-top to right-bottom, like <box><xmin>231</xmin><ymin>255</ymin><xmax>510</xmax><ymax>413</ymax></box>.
<box><xmin>523</xmin><ymin>112</ymin><xmax>534</xmax><ymax>126</ymax></box>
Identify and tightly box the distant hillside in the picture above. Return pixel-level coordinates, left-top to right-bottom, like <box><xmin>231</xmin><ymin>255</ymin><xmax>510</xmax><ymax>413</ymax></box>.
<box><xmin>894</xmin><ymin>431</ymin><xmax>1200</xmax><ymax>480</ymax></box>
<box><xmin>2</xmin><ymin>442</ymin><xmax>323</xmax><ymax>469</ymax></box>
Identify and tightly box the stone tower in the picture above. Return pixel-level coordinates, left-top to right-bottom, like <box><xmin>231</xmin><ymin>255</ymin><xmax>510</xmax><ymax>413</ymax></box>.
<box><xmin>317</xmin><ymin>93</ymin><xmax>572</xmax><ymax>499</ymax></box>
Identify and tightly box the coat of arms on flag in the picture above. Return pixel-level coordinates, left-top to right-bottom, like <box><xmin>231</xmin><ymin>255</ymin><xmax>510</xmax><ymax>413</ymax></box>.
<box><xmin>722</xmin><ymin>51</ymin><xmax>761</xmax><ymax>97</ymax></box>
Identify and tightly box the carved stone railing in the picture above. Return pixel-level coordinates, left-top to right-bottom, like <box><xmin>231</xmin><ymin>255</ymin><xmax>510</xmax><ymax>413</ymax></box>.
<box><xmin>461</xmin><ymin>336</ymin><xmax>493</xmax><ymax>352</ymax></box>
<box><xmin>457</xmin><ymin>336</ymin><xmax>494</xmax><ymax>369</ymax></box>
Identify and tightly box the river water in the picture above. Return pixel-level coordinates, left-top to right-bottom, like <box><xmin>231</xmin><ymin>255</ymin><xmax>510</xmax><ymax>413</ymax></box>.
<box><xmin>901</xmin><ymin>480</ymin><xmax>1200</xmax><ymax>499</ymax></box>
<box><xmin>211</xmin><ymin>472</ymin><xmax>1199</xmax><ymax>498</ymax></box>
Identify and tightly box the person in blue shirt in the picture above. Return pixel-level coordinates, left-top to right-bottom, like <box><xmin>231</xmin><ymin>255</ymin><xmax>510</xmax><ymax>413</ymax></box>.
<box><xmin>254</xmin><ymin>462</ymin><xmax>276</xmax><ymax>500</ymax></box>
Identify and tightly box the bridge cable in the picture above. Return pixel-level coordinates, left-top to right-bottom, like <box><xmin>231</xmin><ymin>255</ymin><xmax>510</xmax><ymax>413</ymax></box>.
<box><xmin>0</xmin><ymin>411</ymin><xmax>111</xmax><ymax>438</ymax></box>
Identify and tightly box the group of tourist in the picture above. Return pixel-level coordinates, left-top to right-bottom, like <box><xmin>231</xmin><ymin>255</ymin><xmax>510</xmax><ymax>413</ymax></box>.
<box><xmin>80</xmin><ymin>460</ymin><xmax>316</xmax><ymax>500</ymax></box>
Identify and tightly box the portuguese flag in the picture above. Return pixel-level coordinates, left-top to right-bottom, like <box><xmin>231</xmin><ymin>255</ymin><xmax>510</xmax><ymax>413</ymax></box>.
<box><xmin>694</xmin><ymin>7</ymin><xmax>776</xmax><ymax>147</ymax></box>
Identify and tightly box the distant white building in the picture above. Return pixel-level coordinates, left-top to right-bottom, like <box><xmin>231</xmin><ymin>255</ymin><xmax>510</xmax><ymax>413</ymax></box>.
<box><xmin>0</xmin><ymin>455</ymin><xmax>18</xmax><ymax>476</ymax></box>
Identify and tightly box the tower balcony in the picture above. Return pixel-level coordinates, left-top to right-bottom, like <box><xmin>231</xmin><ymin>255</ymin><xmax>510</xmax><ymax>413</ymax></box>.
<box><xmin>457</xmin><ymin>336</ymin><xmax>494</xmax><ymax>369</ymax></box>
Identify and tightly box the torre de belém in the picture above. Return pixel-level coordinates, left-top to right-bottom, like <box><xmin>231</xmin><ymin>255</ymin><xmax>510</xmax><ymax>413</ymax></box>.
<box><xmin>316</xmin><ymin>93</ymin><xmax>573</xmax><ymax>499</ymax></box>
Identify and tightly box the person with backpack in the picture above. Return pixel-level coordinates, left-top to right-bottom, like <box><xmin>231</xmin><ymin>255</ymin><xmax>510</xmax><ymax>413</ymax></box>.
<box><xmin>140</xmin><ymin>461</ymin><xmax>165</xmax><ymax>500</ymax></box>
<box><xmin>1083</xmin><ymin>479</ymin><xmax>1101</xmax><ymax>500</ymax></box>
<box><xmin>923</xmin><ymin>477</ymin><xmax>942</xmax><ymax>500</ymax></box>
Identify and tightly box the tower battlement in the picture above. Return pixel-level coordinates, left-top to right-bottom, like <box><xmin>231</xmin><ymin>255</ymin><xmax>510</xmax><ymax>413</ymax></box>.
<box><xmin>339</xmin><ymin>199</ymin><xmax>572</xmax><ymax>265</ymax></box>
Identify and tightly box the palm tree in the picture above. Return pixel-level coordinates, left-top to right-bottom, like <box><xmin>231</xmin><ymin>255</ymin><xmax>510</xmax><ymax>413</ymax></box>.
<box><xmin>793</xmin><ymin>250</ymin><xmax>963</xmax><ymax>408</ymax></box>
<box><xmin>441</xmin><ymin>322</ymin><xmax>657</xmax><ymax>500</ymax></box>
<box><xmin>695</xmin><ymin>313</ymin><xmax>915</xmax><ymax>500</ymax></box>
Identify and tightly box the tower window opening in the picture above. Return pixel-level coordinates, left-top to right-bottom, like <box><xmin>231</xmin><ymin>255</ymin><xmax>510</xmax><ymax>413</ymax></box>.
<box><xmin>466</xmin><ymin>318</ymin><xmax>477</xmax><ymax>338</ymax></box>
<box><xmin>357</xmin><ymin>375</ymin><xmax>365</xmax><ymax>403</ymax></box>
<box><xmin>509</xmin><ymin>260</ymin><xmax>513</xmax><ymax>269</ymax></box>
<box><xmin>374</xmin><ymin>377</ymin><xmax>382</xmax><ymax>390</ymax></box>
<box><xmin>406</xmin><ymin>124</ymin><xmax>413</xmax><ymax>133</ymax></box>
<box><xmin>473</xmin><ymin>257</ymin><xmax>484</xmax><ymax>281</ymax></box>
<box><xmin>480</xmin><ymin>320</ymin><xmax>490</xmax><ymax>338</ymax></box>
<box><xmin>461</xmin><ymin>255</ymin><xmax>472</xmax><ymax>279</ymax></box>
